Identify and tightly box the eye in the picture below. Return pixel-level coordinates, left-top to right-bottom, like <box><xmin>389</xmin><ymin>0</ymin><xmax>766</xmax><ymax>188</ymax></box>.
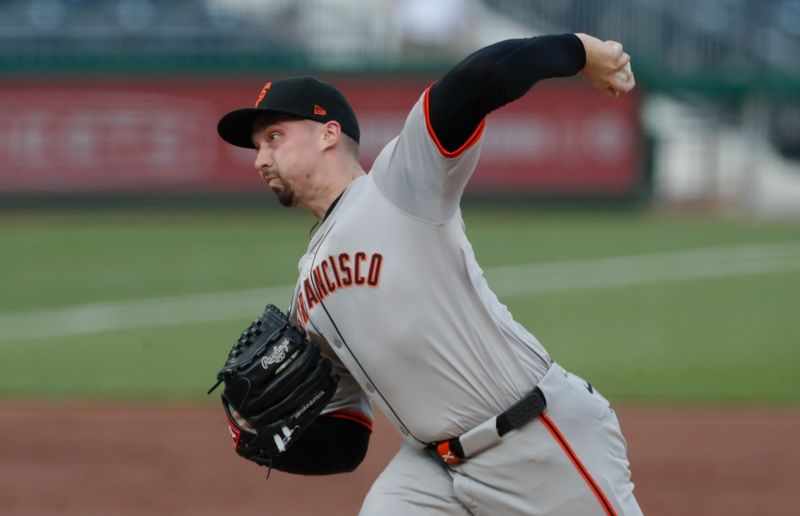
<box><xmin>269</xmin><ymin>131</ymin><xmax>280</xmax><ymax>141</ymax></box>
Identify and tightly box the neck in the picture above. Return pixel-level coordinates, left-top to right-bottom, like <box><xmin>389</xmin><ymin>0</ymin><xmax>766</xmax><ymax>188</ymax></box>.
<box><xmin>307</xmin><ymin>158</ymin><xmax>366</xmax><ymax>221</ymax></box>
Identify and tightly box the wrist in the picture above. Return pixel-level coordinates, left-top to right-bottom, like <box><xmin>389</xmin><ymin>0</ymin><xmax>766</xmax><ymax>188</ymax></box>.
<box><xmin>574</xmin><ymin>33</ymin><xmax>590</xmax><ymax>69</ymax></box>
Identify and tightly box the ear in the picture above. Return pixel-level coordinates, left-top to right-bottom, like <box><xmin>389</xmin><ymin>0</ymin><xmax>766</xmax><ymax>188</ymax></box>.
<box><xmin>320</xmin><ymin>121</ymin><xmax>342</xmax><ymax>151</ymax></box>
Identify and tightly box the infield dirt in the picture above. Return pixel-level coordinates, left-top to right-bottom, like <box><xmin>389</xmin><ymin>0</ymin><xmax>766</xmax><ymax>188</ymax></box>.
<box><xmin>1</xmin><ymin>404</ymin><xmax>797</xmax><ymax>515</ymax></box>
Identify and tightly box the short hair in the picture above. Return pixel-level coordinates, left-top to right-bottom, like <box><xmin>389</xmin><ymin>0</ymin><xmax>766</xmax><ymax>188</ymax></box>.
<box><xmin>341</xmin><ymin>132</ymin><xmax>360</xmax><ymax>158</ymax></box>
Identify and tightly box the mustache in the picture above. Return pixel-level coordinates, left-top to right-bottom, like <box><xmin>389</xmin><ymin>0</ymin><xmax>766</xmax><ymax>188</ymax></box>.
<box><xmin>260</xmin><ymin>169</ymin><xmax>279</xmax><ymax>182</ymax></box>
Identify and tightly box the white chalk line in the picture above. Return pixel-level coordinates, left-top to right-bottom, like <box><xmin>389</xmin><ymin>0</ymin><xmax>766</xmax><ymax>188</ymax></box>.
<box><xmin>0</xmin><ymin>286</ymin><xmax>293</xmax><ymax>342</ymax></box>
<box><xmin>1</xmin><ymin>242</ymin><xmax>798</xmax><ymax>342</ymax></box>
<box><xmin>488</xmin><ymin>242</ymin><xmax>800</xmax><ymax>295</ymax></box>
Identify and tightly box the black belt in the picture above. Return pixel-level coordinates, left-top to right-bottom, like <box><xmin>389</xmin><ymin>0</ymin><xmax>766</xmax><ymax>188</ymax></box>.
<box><xmin>429</xmin><ymin>386</ymin><xmax>547</xmax><ymax>465</ymax></box>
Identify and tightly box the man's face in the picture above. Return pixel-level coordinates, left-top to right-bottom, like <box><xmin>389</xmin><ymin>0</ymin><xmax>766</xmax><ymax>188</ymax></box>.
<box><xmin>251</xmin><ymin>116</ymin><xmax>321</xmax><ymax>207</ymax></box>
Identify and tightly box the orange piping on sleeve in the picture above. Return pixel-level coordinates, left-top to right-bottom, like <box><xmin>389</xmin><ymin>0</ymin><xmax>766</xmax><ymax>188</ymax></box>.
<box><xmin>422</xmin><ymin>85</ymin><xmax>486</xmax><ymax>159</ymax></box>
<box><xmin>324</xmin><ymin>409</ymin><xmax>373</xmax><ymax>432</ymax></box>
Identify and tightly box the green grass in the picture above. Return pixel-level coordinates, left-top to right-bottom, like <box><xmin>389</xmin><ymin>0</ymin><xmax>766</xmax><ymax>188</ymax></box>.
<box><xmin>1</xmin><ymin>207</ymin><xmax>799</xmax><ymax>403</ymax></box>
<box><xmin>510</xmin><ymin>273</ymin><xmax>800</xmax><ymax>403</ymax></box>
<box><xmin>0</xmin><ymin>209</ymin><xmax>313</xmax><ymax>311</ymax></box>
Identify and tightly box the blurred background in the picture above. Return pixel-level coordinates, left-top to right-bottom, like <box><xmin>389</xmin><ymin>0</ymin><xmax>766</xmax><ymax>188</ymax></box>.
<box><xmin>1</xmin><ymin>0</ymin><xmax>799</xmax><ymax>210</ymax></box>
<box><xmin>1</xmin><ymin>1</ymin><xmax>799</xmax><ymax>515</ymax></box>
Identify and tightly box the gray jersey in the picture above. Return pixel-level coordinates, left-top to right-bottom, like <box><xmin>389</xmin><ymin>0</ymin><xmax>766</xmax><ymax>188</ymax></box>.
<box><xmin>290</xmin><ymin>90</ymin><xmax>551</xmax><ymax>445</ymax></box>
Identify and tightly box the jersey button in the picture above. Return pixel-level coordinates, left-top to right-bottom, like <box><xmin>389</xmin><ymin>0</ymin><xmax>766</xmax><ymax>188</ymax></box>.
<box><xmin>399</xmin><ymin>428</ymin><xmax>408</xmax><ymax>436</ymax></box>
<box><xmin>332</xmin><ymin>338</ymin><xmax>342</xmax><ymax>349</ymax></box>
<box><xmin>366</xmin><ymin>383</ymin><xmax>376</xmax><ymax>393</ymax></box>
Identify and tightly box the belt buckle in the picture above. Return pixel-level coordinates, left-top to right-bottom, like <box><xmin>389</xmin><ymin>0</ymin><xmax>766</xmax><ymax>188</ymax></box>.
<box><xmin>433</xmin><ymin>439</ymin><xmax>463</xmax><ymax>465</ymax></box>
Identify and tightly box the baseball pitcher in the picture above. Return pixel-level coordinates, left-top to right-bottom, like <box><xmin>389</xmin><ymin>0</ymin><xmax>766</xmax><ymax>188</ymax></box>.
<box><xmin>212</xmin><ymin>33</ymin><xmax>641</xmax><ymax>515</ymax></box>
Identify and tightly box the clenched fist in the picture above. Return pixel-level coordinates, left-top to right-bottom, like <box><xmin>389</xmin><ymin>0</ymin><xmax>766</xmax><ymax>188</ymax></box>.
<box><xmin>575</xmin><ymin>33</ymin><xmax>636</xmax><ymax>98</ymax></box>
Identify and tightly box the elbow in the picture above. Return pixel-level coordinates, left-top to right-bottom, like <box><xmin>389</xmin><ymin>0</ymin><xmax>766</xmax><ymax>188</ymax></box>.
<box><xmin>336</xmin><ymin>436</ymin><xmax>369</xmax><ymax>473</ymax></box>
<box><xmin>273</xmin><ymin>417</ymin><xmax>372</xmax><ymax>475</ymax></box>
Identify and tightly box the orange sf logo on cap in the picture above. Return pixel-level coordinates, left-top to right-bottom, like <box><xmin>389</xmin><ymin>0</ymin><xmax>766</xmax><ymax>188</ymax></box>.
<box><xmin>255</xmin><ymin>82</ymin><xmax>271</xmax><ymax>107</ymax></box>
<box><xmin>314</xmin><ymin>104</ymin><xmax>327</xmax><ymax>116</ymax></box>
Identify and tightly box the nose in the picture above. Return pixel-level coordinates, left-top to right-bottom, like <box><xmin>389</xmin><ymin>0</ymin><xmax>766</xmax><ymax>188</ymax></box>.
<box><xmin>254</xmin><ymin>147</ymin><xmax>273</xmax><ymax>179</ymax></box>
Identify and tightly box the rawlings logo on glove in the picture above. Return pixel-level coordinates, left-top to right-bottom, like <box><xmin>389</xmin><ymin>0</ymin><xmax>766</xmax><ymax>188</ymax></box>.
<box><xmin>261</xmin><ymin>339</ymin><xmax>291</xmax><ymax>368</ymax></box>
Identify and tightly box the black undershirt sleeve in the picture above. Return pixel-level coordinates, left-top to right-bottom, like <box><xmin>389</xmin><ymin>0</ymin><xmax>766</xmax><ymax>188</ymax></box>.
<box><xmin>268</xmin><ymin>415</ymin><xmax>371</xmax><ymax>475</ymax></box>
<box><xmin>428</xmin><ymin>33</ymin><xmax>586</xmax><ymax>153</ymax></box>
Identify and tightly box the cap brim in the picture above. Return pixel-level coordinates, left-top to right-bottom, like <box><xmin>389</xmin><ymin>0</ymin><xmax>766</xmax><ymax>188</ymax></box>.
<box><xmin>217</xmin><ymin>108</ymin><xmax>302</xmax><ymax>149</ymax></box>
<box><xmin>217</xmin><ymin>108</ymin><xmax>263</xmax><ymax>149</ymax></box>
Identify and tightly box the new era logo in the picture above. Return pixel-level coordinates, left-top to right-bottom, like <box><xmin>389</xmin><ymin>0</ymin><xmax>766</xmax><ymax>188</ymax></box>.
<box><xmin>314</xmin><ymin>104</ymin><xmax>327</xmax><ymax>116</ymax></box>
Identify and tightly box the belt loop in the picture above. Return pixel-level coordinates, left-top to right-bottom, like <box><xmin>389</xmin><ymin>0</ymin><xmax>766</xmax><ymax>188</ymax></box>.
<box><xmin>496</xmin><ymin>386</ymin><xmax>546</xmax><ymax>437</ymax></box>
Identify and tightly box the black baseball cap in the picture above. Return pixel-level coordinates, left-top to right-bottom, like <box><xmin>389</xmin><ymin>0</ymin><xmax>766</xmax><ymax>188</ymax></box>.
<box><xmin>217</xmin><ymin>76</ymin><xmax>360</xmax><ymax>148</ymax></box>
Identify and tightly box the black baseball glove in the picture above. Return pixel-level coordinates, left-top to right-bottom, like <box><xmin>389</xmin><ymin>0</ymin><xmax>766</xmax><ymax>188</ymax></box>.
<box><xmin>208</xmin><ymin>304</ymin><xmax>338</xmax><ymax>465</ymax></box>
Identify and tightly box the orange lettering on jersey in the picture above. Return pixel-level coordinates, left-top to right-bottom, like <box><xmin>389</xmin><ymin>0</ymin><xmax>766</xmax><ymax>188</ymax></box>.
<box><xmin>328</xmin><ymin>256</ymin><xmax>343</xmax><ymax>288</ymax></box>
<box><xmin>367</xmin><ymin>253</ymin><xmax>383</xmax><ymax>287</ymax></box>
<box><xmin>255</xmin><ymin>82</ymin><xmax>271</xmax><ymax>106</ymax></box>
<box><xmin>296</xmin><ymin>252</ymin><xmax>383</xmax><ymax>322</ymax></box>
<box><xmin>339</xmin><ymin>253</ymin><xmax>353</xmax><ymax>286</ymax></box>
<box><xmin>296</xmin><ymin>292</ymin><xmax>309</xmax><ymax>326</ymax></box>
<box><xmin>354</xmin><ymin>252</ymin><xmax>367</xmax><ymax>286</ymax></box>
<box><xmin>304</xmin><ymin>278</ymin><xmax>319</xmax><ymax>308</ymax></box>
<box><xmin>312</xmin><ymin>267</ymin><xmax>329</xmax><ymax>299</ymax></box>
<box><xmin>321</xmin><ymin>261</ymin><xmax>337</xmax><ymax>292</ymax></box>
